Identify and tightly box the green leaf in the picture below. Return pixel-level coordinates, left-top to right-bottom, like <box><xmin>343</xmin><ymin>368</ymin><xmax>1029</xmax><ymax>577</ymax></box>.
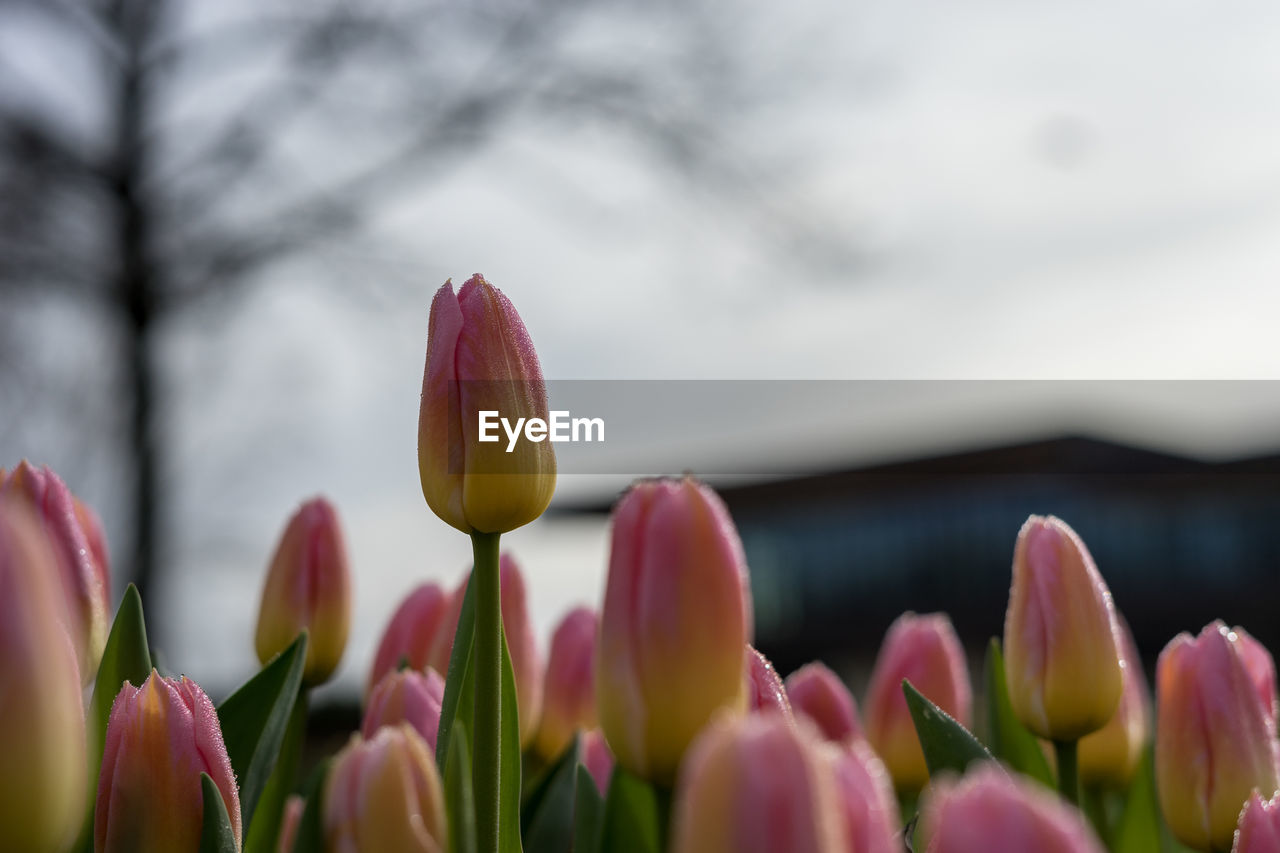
<box><xmin>73</xmin><ymin>584</ymin><xmax>153</xmax><ymax>852</ymax></box>
<box><xmin>522</xmin><ymin>735</ymin><xmax>581</xmax><ymax>853</ymax></box>
<box><xmin>572</xmin><ymin>765</ymin><xmax>605</xmax><ymax>853</ymax></box>
<box><xmin>286</xmin><ymin>760</ymin><xmax>329</xmax><ymax>853</ymax></box>
<box><xmin>599</xmin><ymin>766</ymin><xmax>663</xmax><ymax>853</ymax></box>
<box><xmin>497</xmin><ymin>631</ymin><xmax>524</xmax><ymax>853</ymax></box>
<box><xmin>199</xmin><ymin>773</ymin><xmax>239</xmax><ymax>853</ymax></box>
<box><xmin>437</xmin><ymin>572</ymin><xmax>477</xmax><ymax>770</ymax></box>
<box><xmin>1112</xmin><ymin>749</ymin><xmax>1162</xmax><ymax>853</ymax></box>
<box><xmin>983</xmin><ymin>639</ymin><xmax>1054</xmax><ymax>787</ymax></box>
<box><xmin>445</xmin><ymin>719</ymin><xmax>478</xmax><ymax>853</ymax></box>
<box><xmin>217</xmin><ymin>631</ymin><xmax>309</xmax><ymax>833</ymax></box>
<box><xmin>903</xmin><ymin>679</ymin><xmax>994</xmax><ymax>779</ymax></box>
<box><xmin>88</xmin><ymin>585</ymin><xmax>152</xmax><ymax>761</ymax></box>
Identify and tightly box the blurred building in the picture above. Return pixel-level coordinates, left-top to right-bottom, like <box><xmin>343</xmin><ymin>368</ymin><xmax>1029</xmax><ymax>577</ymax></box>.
<box><xmin>563</xmin><ymin>435</ymin><xmax>1280</xmax><ymax>678</ymax></box>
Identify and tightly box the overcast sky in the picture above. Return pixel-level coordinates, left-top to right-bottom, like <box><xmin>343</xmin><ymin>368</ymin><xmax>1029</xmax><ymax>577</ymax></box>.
<box><xmin>5</xmin><ymin>0</ymin><xmax>1280</xmax><ymax>697</ymax></box>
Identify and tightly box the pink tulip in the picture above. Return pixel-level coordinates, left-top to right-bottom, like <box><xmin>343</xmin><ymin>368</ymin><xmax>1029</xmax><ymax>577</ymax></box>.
<box><xmin>417</xmin><ymin>274</ymin><xmax>556</xmax><ymax>534</ymax></box>
<box><xmin>535</xmin><ymin>606</ymin><xmax>600</xmax><ymax>760</ymax></box>
<box><xmin>367</xmin><ymin>581</ymin><xmax>456</xmax><ymax>697</ymax></box>
<box><xmin>830</xmin><ymin>739</ymin><xmax>901</xmax><ymax>853</ymax></box>
<box><xmin>1234</xmin><ymin>791</ymin><xmax>1280</xmax><ymax>853</ymax></box>
<box><xmin>597</xmin><ymin>477</ymin><xmax>753</xmax><ymax>783</ymax></box>
<box><xmin>1156</xmin><ymin>621</ymin><xmax>1280</xmax><ymax>852</ymax></box>
<box><xmin>745</xmin><ymin>645</ymin><xmax>792</xmax><ymax>718</ymax></box>
<box><xmin>1079</xmin><ymin>616</ymin><xmax>1150</xmax><ymax>787</ymax></box>
<box><xmin>1</xmin><ymin>460</ymin><xmax>109</xmax><ymax>683</ymax></box>
<box><xmin>670</xmin><ymin>715</ymin><xmax>847</xmax><ymax>853</ymax></box>
<box><xmin>324</xmin><ymin>724</ymin><xmax>447</xmax><ymax>853</ymax></box>
<box><xmin>362</xmin><ymin>668</ymin><xmax>447</xmax><ymax>754</ymax></box>
<box><xmin>1003</xmin><ymin>515</ymin><xmax>1123</xmax><ymax>740</ymax></box>
<box><xmin>0</xmin><ymin>501</ymin><xmax>86</xmax><ymax>852</ymax></box>
<box><xmin>864</xmin><ymin>612</ymin><xmax>971</xmax><ymax>792</ymax></box>
<box><xmin>277</xmin><ymin>795</ymin><xmax>304</xmax><ymax>853</ymax></box>
<box><xmin>921</xmin><ymin>764</ymin><xmax>1104</xmax><ymax>853</ymax></box>
<box><xmin>95</xmin><ymin>671</ymin><xmax>242</xmax><ymax>852</ymax></box>
<box><xmin>582</xmin><ymin>728</ymin><xmax>615</xmax><ymax>796</ymax></box>
<box><xmin>785</xmin><ymin>662</ymin><xmax>863</xmax><ymax>747</ymax></box>
<box><xmin>254</xmin><ymin>497</ymin><xmax>352</xmax><ymax>686</ymax></box>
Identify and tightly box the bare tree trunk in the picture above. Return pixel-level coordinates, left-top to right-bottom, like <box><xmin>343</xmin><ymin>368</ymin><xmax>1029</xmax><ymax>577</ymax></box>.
<box><xmin>112</xmin><ymin>0</ymin><xmax>160</xmax><ymax>602</ymax></box>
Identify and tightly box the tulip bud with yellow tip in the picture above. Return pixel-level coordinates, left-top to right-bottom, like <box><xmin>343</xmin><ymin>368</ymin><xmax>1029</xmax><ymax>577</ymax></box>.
<box><xmin>95</xmin><ymin>671</ymin><xmax>242</xmax><ymax>853</ymax></box>
<box><xmin>324</xmin><ymin>724</ymin><xmax>448</xmax><ymax>853</ymax></box>
<box><xmin>597</xmin><ymin>478</ymin><xmax>752</xmax><ymax>784</ymax></box>
<box><xmin>1</xmin><ymin>460</ymin><xmax>109</xmax><ymax>683</ymax></box>
<box><xmin>417</xmin><ymin>274</ymin><xmax>556</xmax><ymax>535</ymax></box>
<box><xmin>864</xmin><ymin>612</ymin><xmax>971</xmax><ymax>792</ymax></box>
<box><xmin>1079</xmin><ymin>616</ymin><xmax>1149</xmax><ymax>788</ymax></box>
<box><xmin>0</xmin><ymin>500</ymin><xmax>87</xmax><ymax>853</ymax></box>
<box><xmin>254</xmin><ymin>497</ymin><xmax>352</xmax><ymax>686</ymax></box>
<box><xmin>1156</xmin><ymin>621</ymin><xmax>1279</xmax><ymax>853</ymax></box>
<box><xmin>670</xmin><ymin>714</ymin><xmax>847</xmax><ymax>853</ymax></box>
<box><xmin>1003</xmin><ymin>515</ymin><xmax>1123</xmax><ymax>740</ymax></box>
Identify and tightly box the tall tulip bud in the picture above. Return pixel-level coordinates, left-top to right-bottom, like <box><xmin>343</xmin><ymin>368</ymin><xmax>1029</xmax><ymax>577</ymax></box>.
<box><xmin>418</xmin><ymin>274</ymin><xmax>556</xmax><ymax>534</ymax></box>
<box><xmin>324</xmin><ymin>724</ymin><xmax>448</xmax><ymax>853</ymax></box>
<box><xmin>745</xmin><ymin>645</ymin><xmax>792</xmax><ymax>718</ymax></box>
<box><xmin>785</xmin><ymin>662</ymin><xmax>864</xmax><ymax>747</ymax></box>
<box><xmin>367</xmin><ymin>581</ymin><xmax>456</xmax><ymax>697</ymax></box>
<box><xmin>864</xmin><ymin>612</ymin><xmax>971</xmax><ymax>792</ymax></box>
<box><xmin>1</xmin><ymin>460</ymin><xmax>109</xmax><ymax>683</ymax></box>
<box><xmin>0</xmin><ymin>501</ymin><xmax>87</xmax><ymax>852</ymax></box>
<box><xmin>1234</xmin><ymin>791</ymin><xmax>1280</xmax><ymax>853</ymax></box>
<box><xmin>1156</xmin><ymin>622</ymin><xmax>1280</xmax><ymax>852</ymax></box>
<box><xmin>1003</xmin><ymin>515</ymin><xmax>1123</xmax><ymax>740</ymax></box>
<box><xmin>95</xmin><ymin>671</ymin><xmax>242</xmax><ymax>852</ymax></box>
<box><xmin>830</xmin><ymin>740</ymin><xmax>901</xmax><ymax>853</ymax></box>
<box><xmin>254</xmin><ymin>497</ymin><xmax>352</xmax><ymax>686</ymax></box>
<box><xmin>1080</xmin><ymin>617</ymin><xmax>1150</xmax><ymax>788</ymax></box>
<box><xmin>597</xmin><ymin>478</ymin><xmax>753</xmax><ymax>783</ymax></box>
<box><xmin>363</xmin><ymin>668</ymin><xmax>447</xmax><ymax>754</ymax></box>
<box><xmin>921</xmin><ymin>764</ymin><xmax>1105</xmax><ymax>853</ymax></box>
<box><xmin>671</xmin><ymin>714</ymin><xmax>847</xmax><ymax>853</ymax></box>
<box><xmin>535</xmin><ymin>606</ymin><xmax>599</xmax><ymax>759</ymax></box>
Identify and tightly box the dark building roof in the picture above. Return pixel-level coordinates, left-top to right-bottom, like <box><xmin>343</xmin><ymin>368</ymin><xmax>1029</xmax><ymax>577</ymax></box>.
<box><xmin>557</xmin><ymin>435</ymin><xmax>1280</xmax><ymax>678</ymax></box>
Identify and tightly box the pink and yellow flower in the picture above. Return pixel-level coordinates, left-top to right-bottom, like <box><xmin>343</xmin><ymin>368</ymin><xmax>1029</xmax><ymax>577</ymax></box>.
<box><xmin>95</xmin><ymin>672</ymin><xmax>242</xmax><ymax>853</ymax></box>
<box><xmin>254</xmin><ymin>497</ymin><xmax>352</xmax><ymax>686</ymax></box>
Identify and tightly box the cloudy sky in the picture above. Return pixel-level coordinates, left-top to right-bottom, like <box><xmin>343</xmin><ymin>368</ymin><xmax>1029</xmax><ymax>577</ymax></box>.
<box><xmin>4</xmin><ymin>0</ymin><xmax>1280</xmax><ymax>697</ymax></box>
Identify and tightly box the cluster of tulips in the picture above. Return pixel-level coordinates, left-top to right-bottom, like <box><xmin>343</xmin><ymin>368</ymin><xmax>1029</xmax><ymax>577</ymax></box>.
<box><xmin>4</xmin><ymin>274</ymin><xmax>1280</xmax><ymax>853</ymax></box>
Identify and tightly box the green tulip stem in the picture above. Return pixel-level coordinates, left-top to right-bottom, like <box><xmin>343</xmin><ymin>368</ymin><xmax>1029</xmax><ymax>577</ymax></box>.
<box><xmin>1054</xmin><ymin>739</ymin><xmax>1079</xmax><ymax>806</ymax></box>
<box><xmin>471</xmin><ymin>530</ymin><xmax>503</xmax><ymax>853</ymax></box>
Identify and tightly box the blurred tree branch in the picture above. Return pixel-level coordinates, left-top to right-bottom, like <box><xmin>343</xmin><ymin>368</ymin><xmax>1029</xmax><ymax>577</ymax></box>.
<box><xmin>0</xmin><ymin>0</ymin><xmax>847</xmax><ymax>604</ymax></box>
